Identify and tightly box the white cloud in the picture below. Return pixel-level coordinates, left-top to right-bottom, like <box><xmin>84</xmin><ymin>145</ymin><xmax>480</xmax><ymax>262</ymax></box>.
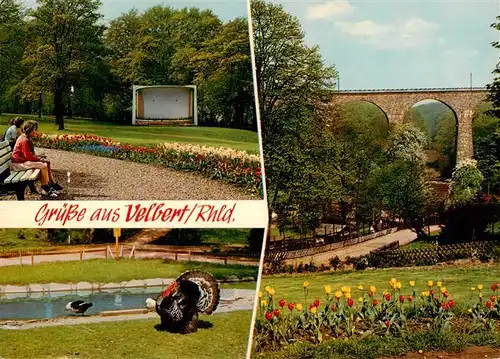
<box><xmin>335</xmin><ymin>17</ymin><xmax>440</xmax><ymax>51</ymax></box>
<box><xmin>307</xmin><ymin>1</ymin><xmax>354</xmax><ymax>20</ymax></box>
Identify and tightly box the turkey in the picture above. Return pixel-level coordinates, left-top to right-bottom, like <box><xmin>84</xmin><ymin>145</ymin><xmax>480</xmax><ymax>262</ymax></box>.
<box><xmin>66</xmin><ymin>300</ymin><xmax>93</xmax><ymax>315</ymax></box>
<box><xmin>145</xmin><ymin>270</ymin><xmax>220</xmax><ymax>334</ymax></box>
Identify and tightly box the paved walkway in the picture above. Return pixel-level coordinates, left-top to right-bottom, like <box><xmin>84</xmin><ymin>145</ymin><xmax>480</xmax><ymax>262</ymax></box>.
<box><xmin>284</xmin><ymin>225</ymin><xmax>441</xmax><ymax>265</ymax></box>
<box><xmin>0</xmin><ymin>148</ymin><xmax>258</xmax><ymax>200</ymax></box>
<box><xmin>0</xmin><ymin>289</ymin><xmax>256</xmax><ymax>330</ymax></box>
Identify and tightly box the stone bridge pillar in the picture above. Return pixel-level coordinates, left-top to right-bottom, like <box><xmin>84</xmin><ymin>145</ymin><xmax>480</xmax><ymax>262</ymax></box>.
<box><xmin>456</xmin><ymin>109</ymin><xmax>474</xmax><ymax>163</ymax></box>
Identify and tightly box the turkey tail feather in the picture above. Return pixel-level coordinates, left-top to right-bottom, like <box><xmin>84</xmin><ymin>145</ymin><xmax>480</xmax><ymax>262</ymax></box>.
<box><xmin>177</xmin><ymin>270</ymin><xmax>220</xmax><ymax>315</ymax></box>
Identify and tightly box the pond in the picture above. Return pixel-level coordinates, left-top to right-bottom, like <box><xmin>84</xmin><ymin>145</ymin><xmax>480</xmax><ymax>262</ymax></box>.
<box><xmin>0</xmin><ymin>287</ymin><xmax>244</xmax><ymax>320</ymax></box>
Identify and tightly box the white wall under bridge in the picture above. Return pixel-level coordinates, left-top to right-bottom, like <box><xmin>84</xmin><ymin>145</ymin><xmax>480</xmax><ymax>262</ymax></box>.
<box><xmin>132</xmin><ymin>85</ymin><xmax>198</xmax><ymax>125</ymax></box>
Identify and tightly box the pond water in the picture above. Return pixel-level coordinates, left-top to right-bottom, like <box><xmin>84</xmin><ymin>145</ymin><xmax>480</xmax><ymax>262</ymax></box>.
<box><xmin>0</xmin><ymin>287</ymin><xmax>242</xmax><ymax>320</ymax></box>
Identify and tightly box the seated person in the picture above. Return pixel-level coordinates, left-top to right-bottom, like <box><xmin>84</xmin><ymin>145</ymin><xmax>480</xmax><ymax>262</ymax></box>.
<box><xmin>4</xmin><ymin>117</ymin><xmax>24</xmax><ymax>150</ymax></box>
<box><xmin>11</xmin><ymin>120</ymin><xmax>63</xmax><ymax>198</ymax></box>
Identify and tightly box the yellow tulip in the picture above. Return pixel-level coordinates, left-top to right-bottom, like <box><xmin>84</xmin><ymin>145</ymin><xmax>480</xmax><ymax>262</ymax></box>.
<box><xmin>421</xmin><ymin>291</ymin><xmax>430</xmax><ymax>297</ymax></box>
<box><xmin>478</xmin><ymin>284</ymin><xmax>484</xmax><ymax>290</ymax></box>
<box><xmin>409</xmin><ymin>281</ymin><xmax>416</xmax><ymax>287</ymax></box>
<box><xmin>296</xmin><ymin>303</ymin><xmax>303</xmax><ymax>311</ymax></box>
<box><xmin>396</xmin><ymin>282</ymin><xmax>402</xmax><ymax>289</ymax></box>
<box><xmin>335</xmin><ymin>291</ymin><xmax>342</xmax><ymax>299</ymax></box>
<box><xmin>258</xmin><ymin>291</ymin><xmax>263</xmax><ymax>298</ymax></box>
<box><xmin>341</xmin><ymin>286</ymin><xmax>350</xmax><ymax>293</ymax></box>
<box><xmin>266</xmin><ymin>287</ymin><xmax>275</xmax><ymax>296</ymax></box>
<box><xmin>261</xmin><ymin>300</ymin><xmax>268</xmax><ymax>307</ymax></box>
<box><xmin>310</xmin><ymin>306</ymin><xmax>317</xmax><ymax>314</ymax></box>
<box><xmin>437</xmin><ymin>281</ymin><xmax>442</xmax><ymax>288</ymax></box>
<box><xmin>390</xmin><ymin>278</ymin><xmax>397</xmax><ymax>285</ymax></box>
<box><xmin>324</xmin><ymin>285</ymin><xmax>332</xmax><ymax>294</ymax></box>
<box><xmin>358</xmin><ymin>285</ymin><xmax>365</xmax><ymax>291</ymax></box>
<box><xmin>303</xmin><ymin>281</ymin><xmax>309</xmax><ymax>288</ymax></box>
<box><xmin>264</xmin><ymin>286</ymin><xmax>271</xmax><ymax>292</ymax></box>
<box><xmin>440</xmin><ymin>287</ymin><xmax>447</xmax><ymax>294</ymax></box>
<box><xmin>471</xmin><ymin>287</ymin><xmax>476</xmax><ymax>291</ymax></box>
<box><xmin>427</xmin><ymin>280</ymin><xmax>433</xmax><ymax>288</ymax></box>
<box><xmin>345</xmin><ymin>292</ymin><xmax>352</xmax><ymax>299</ymax></box>
<box><xmin>370</xmin><ymin>285</ymin><xmax>376</xmax><ymax>293</ymax></box>
<box><xmin>358</xmin><ymin>297</ymin><xmax>364</xmax><ymax>303</ymax></box>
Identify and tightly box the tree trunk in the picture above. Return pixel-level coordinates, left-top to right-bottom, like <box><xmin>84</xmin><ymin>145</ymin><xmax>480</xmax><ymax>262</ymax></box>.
<box><xmin>38</xmin><ymin>93</ymin><xmax>42</xmax><ymax>119</ymax></box>
<box><xmin>54</xmin><ymin>78</ymin><xmax>65</xmax><ymax>130</ymax></box>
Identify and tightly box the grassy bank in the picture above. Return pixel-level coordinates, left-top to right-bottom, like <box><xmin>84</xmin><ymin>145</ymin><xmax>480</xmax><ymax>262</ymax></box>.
<box><xmin>0</xmin><ymin>311</ymin><xmax>252</xmax><ymax>359</ymax></box>
<box><xmin>0</xmin><ymin>259</ymin><xmax>258</xmax><ymax>285</ymax></box>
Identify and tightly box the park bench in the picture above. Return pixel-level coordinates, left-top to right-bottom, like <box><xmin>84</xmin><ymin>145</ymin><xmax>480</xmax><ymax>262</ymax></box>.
<box><xmin>0</xmin><ymin>140</ymin><xmax>40</xmax><ymax>200</ymax></box>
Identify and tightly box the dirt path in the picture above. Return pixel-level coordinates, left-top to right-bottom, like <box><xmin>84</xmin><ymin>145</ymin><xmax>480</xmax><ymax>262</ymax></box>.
<box><xmin>285</xmin><ymin>226</ymin><xmax>441</xmax><ymax>265</ymax></box>
<box><xmin>0</xmin><ymin>148</ymin><xmax>258</xmax><ymax>200</ymax></box>
<box><xmin>128</xmin><ymin>229</ymin><xmax>172</xmax><ymax>245</ymax></box>
<box><xmin>0</xmin><ymin>249</ymin><xmax>259</xmax><ymax>267</ymax></box>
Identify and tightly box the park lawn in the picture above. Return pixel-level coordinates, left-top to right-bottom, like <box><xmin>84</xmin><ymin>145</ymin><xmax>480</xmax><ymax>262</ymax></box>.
<box><xmin>259</xmin><ymin>263</ymin><xmax>500</xmax><ymax>310</ymax></box>
<box><xmin>0</xmin><ymin>114</ymin><xmax>259</xmax><ymax>153</ymax></box>
<box><xmin>0</xmin><ymin>259</ymin><xmax>258</xmax><ymax>285</ymax></box>
<box><xmin>0</xmin><ymin>229</ymin><xmax>51</xmax><ymax>250</ymax></box>
<box><xmin>0</xmin><ymin>311</ymin><xmax>252</xmax><ymax>359</ymax></box>
<box><xmin>253</xmin><ymin>331</ymin><xmax>500</xmax><ymax>359</ymax></box>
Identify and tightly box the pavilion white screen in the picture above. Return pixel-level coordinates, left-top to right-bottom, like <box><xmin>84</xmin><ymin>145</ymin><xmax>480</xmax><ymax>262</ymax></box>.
<box><xmin>132</xmin><ymin>85</ymin><xmax>197</xmax><ymax>125</ymax></box>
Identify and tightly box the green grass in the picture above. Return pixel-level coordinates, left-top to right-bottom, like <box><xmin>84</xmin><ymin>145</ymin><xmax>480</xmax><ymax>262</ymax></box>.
<box><xmin>253</xmin><ymin>330</ymin><xmax>500</xmax><ymax>359</ymax></box>
<box><xmin>259</xmin><ymin>263</ymin><xmax>500</xmax><ymax>308</ymax></box>
<box><xmin>0</xmin><ymin>311</ymin><xmax>252</xmax><ymax>359</ymax></box>
<box><xmin>0</xmin><ymin>229</ymin><xmax>52</xmax><ymax>250</ymax></box>
<box><xmin>199</xmin><ymin>229</ymin><xmax>250</xmax><ymax>246</ymax></box>
<box><xmin>0</xmin><ymin>114</ymin><xmax>259</xmax><ymax>153</ymax></box>
<box><xmin>0</xmin><ymin>259</ymin><xmax>258</xmax><ymax>285</ymax></box>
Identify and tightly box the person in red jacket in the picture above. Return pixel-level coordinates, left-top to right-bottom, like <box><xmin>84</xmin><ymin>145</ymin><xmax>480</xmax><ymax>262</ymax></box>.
<box><xmin>11</xmin><ymin>120</ymin><xmax>63</xmax><ymax>198</ymax></box>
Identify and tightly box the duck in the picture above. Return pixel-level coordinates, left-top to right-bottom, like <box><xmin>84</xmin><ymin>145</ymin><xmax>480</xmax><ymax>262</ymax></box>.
<box><xmin>66</xmin><ymin>300</ymin><xmax>93</xmax><ymax>315</ymax></box>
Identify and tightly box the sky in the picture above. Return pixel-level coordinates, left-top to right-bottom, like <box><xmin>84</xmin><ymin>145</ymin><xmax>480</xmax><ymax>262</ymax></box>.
<box><xmin>270</xmin><ymin>0</ymin><xmax>500</xmax><ymax>90</ymax></box>
<box><xmin>21</xmin><ymin>0</ymin><xmax>248</xmax><ymax>23</ymax></box>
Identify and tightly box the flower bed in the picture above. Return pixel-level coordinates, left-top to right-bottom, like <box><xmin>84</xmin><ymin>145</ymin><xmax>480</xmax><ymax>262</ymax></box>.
<box><xmin>33</xmin><ymin>134</ymin><xmax>263</xmax><ymax>195</ymax></box>
<box><xmin>254</xmin><ymin>279</ymin><xmax>500</xmax><ymax>352</ymax></box>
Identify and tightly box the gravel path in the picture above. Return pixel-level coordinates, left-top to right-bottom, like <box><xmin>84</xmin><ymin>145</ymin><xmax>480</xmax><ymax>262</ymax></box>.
<box><xmin>1</xmin><ymin>148</ymin><xmax>258</xmax><ymax>200</ymax></box>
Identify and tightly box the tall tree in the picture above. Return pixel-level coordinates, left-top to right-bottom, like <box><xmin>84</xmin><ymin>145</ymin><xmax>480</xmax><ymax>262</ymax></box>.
<box><xmin>487</xmin><ymin>16</ymin><xmax>500</xmax><ymax>117</ymax></box>
<box><xmin>0</xmin><ymin>0</ymin><xmax>25</xmax><ymax>115</ymax></box>
<box><xmin>251</xmin><ymin>0</ymin><xmax>337</xmax><ymax>233</ymax></box>
<box><xmin>20</xmin><ymin>0</ymin><xmax>105</xmax><ymax>129</ymax></box>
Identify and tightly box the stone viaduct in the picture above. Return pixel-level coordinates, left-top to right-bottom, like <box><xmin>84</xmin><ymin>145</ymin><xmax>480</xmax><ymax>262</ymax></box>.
<box><xmin>331</xmin><ymin>87</ymin><xmax>488</xmax><ymax>163</ymax></box>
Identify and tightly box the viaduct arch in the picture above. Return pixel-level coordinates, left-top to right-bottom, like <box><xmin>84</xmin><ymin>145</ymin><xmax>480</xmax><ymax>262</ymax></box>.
<box><xmin>331</xmin><ymin>87</ymin><xmax>488</xmax><ymax>163</ymax></box>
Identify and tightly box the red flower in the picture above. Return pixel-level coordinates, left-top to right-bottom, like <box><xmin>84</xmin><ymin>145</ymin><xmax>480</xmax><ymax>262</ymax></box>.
<box><xmin>313</xmin><ymin>299</ymin><xmax>320</xmax><ymax>308</ymax></box>
<box><xmin>491</xmin><ymin>283</ymin><xmax>499</xmax><ymax>291</ymax></box>
<box><xmin>443</xmin><ymin>291</ymin><xmax>449</xmax><ymax>298</ymax></box>
<box><xmin>430</xmin><ymin>290</ymin><xmax>435</xmax><ymax>295</ymax></box>
<box><xmin>384</xmin><ymin>293</ymin><xmax>391</xmax><ymax>302</ymax></box>
<box><xmin>491</xmin><ymin>296</ymin><xmax>497</xmax><ymax>303</ymax></box>
<box><xmin>273</xmin><ymin>309</ymin><xmax>280</xmax><ymax>317</ymax></box>
<box><xmin>407</xmin><ymin>295</ymin><xmax>413</xmax><ymax>302</ymax></box>
<box><xmin>448</xmin><ymin>300</ymin><xmax>455</xmax><ymax>308</ymax></box>
<box><xmin>265</xmin><ymin>312</ymin><xmax>273</xmax><ymax>321</ymax></box>
<box><xmin>399</xmin><ymin>295</ymin><xmax>405</xmax><ymax>303</ymax></box>
<box><xmin>288</xmin><ymin>303</ymin><xmax>294</xmax><ymax>311</ymax></box>
<box><xmin>385</xmin><ymin>320</ymin><xmax>390</xmax><ymax>327</ymax></box>
<box><xmin>373</xmin><ymin>299</ymin><xmax>380</xmax><ymax>306</ymax></box>
<box><xmin>368</xmin><ymin>291</ymin><xmax>374</xmax><ymax>297</ymax></box>
<box><xmin>279</xmin><ymin>299</ymin><xmax>286</xmax><ymax>308</ymax></box>
<box><xmin>331</xmin><ymin>304</ymin><xmax>336</xmax><ymax>312</ymax></box>
<box><xmin>347</xmin><ymin>298</ymin><xmax>354</xmax><ymax>307</ymax></box>
<box><xmin>486</xmin><ymin>300</ymin><xmax>493</xmax><ymax>309</ymax></box>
